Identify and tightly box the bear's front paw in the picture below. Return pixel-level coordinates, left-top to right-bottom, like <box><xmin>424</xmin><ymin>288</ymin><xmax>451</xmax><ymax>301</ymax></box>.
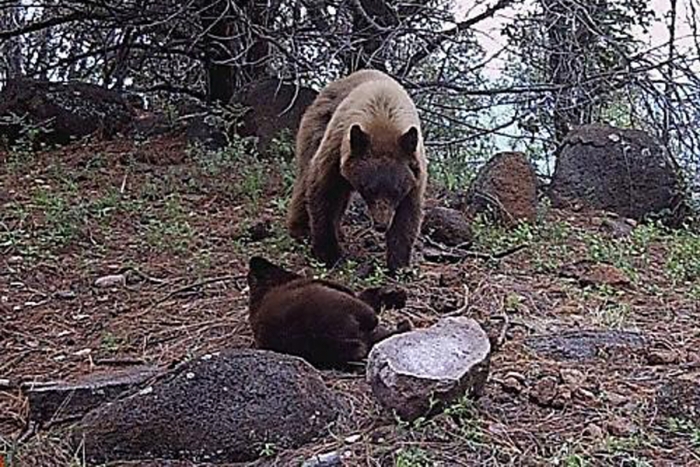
<box><xmin>312</xmin><ymin>241</ymin><xmax>343</xmax><ymax>268</ymax></box>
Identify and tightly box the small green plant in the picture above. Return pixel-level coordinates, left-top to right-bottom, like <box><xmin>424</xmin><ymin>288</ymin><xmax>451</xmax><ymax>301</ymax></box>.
<box><xmin>593</xmin><ymin>302</ymin><xmax>630</xmax><ymax>329</ymax></box>
<box><xmin>668</xmin><ymin>418</ymin><xmax>700</xmax><ymax>450</ymax></box>
<box><xmin>144</xmin><ymin>194</ymin><xmax>193</xmax><ymax>254</ymax></box>
<box><xmin>2</xmin><ymin>113</ymin><xmax>53</xmax><ymax>167</ymax></box>
<box><xmin>504</xmin><ymin>293</ymin><xmax>525</xmax><ymax>313</ymax></box>
<box><xmin>666</xmin><ymin>231</ymin><xmax>700</xmax><ymax>283</ymax></box>
<box><xmin>267</xmin><ymin>128</ymin><xmax>295</xmax><ymax>160</ymax></box>
<box><xmin>443</xmin><ymin>395</ymin><xmax>483</xmax><ymax>445</ymax></box>
<box><xmin>395</xmin><ymin>446</ymin><xmax>431</xmax><ymax>467</ymax></box>
<box><xmin>100</xmin><ymin>332</ymin><xmax>122</xmax><ymax>352</ymax></box>
<box><xmin>258</xmin><ymin>442</ymin><xmax>276</xmax><ymax>457</ymax></box>
<box><xmin>562</xmin><ymin>453</ymin><xmax>589</xmax><ymax>467</ymax></box>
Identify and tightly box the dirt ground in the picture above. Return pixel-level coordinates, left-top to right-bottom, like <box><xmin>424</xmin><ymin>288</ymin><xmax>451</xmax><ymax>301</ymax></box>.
<box><xmin>1</xmin><ymin>135</ymin><xmax>700</xmax><ymax>466</ymax></box>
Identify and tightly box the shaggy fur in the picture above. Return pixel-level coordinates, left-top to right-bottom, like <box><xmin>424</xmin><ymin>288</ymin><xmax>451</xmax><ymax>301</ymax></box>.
<box><xmin>247</xmin><ymin>256</ymin><xmax>408</xmax><ymax>369</ymax></box>
<box><xmin>287</xmin><ymin>70</ymin><xmax>427</xmax><ymax>272</ymax></box>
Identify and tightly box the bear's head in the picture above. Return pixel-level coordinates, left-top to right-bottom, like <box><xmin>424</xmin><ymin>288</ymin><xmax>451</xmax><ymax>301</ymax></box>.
<box><xmin>340</xmin><ymin>123</ymin><xmax>422</xmax><ymax>232</ymax></box>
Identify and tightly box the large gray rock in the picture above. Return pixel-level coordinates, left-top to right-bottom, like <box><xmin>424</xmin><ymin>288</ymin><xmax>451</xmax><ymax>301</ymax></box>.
<box><xmin>75</xmin><ymin>349</ymin><xmax>344</xmax><ymax>464</ymax></box>
<box><xmin>549</xmin><ymin>124</ymin><xmax>688</xmax><ymax>225</ymax></box>
<box><xmin>366</xmin><ymin>317</ymin><xmax>491</xmax><ymax>421</ymax></box>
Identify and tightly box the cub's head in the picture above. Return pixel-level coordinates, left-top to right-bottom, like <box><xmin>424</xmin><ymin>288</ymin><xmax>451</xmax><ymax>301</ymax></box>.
<box><xmin>247</xmin><ymin>256</ymin><xmax>300</xmax><ymax>309</ymax></box>
<box><xmin>340</xmin><ymin>124</ymin><xmax>422</xmax><ymax>232</ymax></box>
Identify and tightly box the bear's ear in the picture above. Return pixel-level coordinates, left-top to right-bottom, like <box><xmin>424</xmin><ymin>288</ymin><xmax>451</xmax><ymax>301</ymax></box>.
<box><xmin>399</xmin><ymin>126</ymin><xmax>419</xmax><ymax>154</ymax></box>
<box><xmin>350</xmin><ymin>124</ymin><xmax>370</xmax><ymax>156</ymax></box>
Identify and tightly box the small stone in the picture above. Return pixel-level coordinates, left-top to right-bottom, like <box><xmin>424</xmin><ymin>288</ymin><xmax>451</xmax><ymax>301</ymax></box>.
<box><xmin>7</xmin><ymin>255</ymin><xmax>23</xmax><ymax>265</ymax></box>
<box><xmin>247</xmin><ymin>218</ymin><xmax>273</xmax><ymax>242</ymax></box>
<box><xmin>74</xmin><ymin>348</ymin><xmax>92</xmax><ymax>356</ymax></box>
<box><xmin>55</xmin><ymin>290</ymin><xmax>77</xmax><ymax>300</ymax></box>
<box><xmin>605</xmin><ymin>392</ymin><xmax>628</xmax><ymax>406</ymax></box>
<box><xmin>583</xmin><ymin>423</ymin><xmax>604</xmax><ymax>439</ymax></box>
<box><xmin>646</xmin><ymin>349</ymin><xmax>678</xmax><ymax>365</ymax></box>
<box><xmin>366</xmin><ymin>317</ymin><xmax>491</xmax><ymax>421</ymax></box>
<box><xmin>560</xmin><ymin>368</ymin><xmax>586</xmax><ymax>387</ymax></box>
<box><xmin>94</xmin><ymin>274</ymin><xmax>126</xmax><ymax>288</ymax></box>
<box><xmin>600</xmin><ymin>217</ymin><xmax>636</xmax><ymax>238</ymax></box>
<box><xmin>560</xmin><ymin>261</ymin><xmax>630</xmax><ymax>288</ymax></box>
<box><xmin>344</xmin><ymin>434</ymin><xmax>361</xmax><ymax>444</ymax></box>
<box><xmin>574</xmin><ymin>388</ymin><xmax>597</xmax><ymax>401</ymax></box>
<box><xmin>581</xmin><ymin>264</ymin><xmax>630</xmax><ymax>287</ymax></box>
<box><xmin>551</xmin><ymin>388</ymin><xmax>572</xmax><ymax>409</ymax></box>
<box><xmin>656</xmin><ymin>373</ymin><xmax>700</xmax><ymax>423</ymax></box>
<box><xmin>606</xmin><ymin>418</ymin><xmax>638</xmax><ymax>437</ymax></box>
<box><xmin>500</xmin><ymin>372</ymin><xmax>526</xmax><ymax>395</ymax></box>
<box><xmin>302</xmin><ymin>451</ymin><xmax>341</xmax><ymax>467</ymax></box>
<box><xmin>529</xmin><ymin>376</ymin><xmax>559</xmax><ymax>408</ymax></box>
<box><xmin>526</xmin><ymin>330</ymin><xmax>646</xmax><ymax>361</ymax></box>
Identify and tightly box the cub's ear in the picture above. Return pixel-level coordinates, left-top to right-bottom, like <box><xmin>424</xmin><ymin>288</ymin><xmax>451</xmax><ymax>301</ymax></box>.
<box><xmin>399</xmin><ymin>126</ymin><xmax>419</xmax><ymax>154</ymax></box>
<box><xmin>248</xmin><ymin>256</ymin><xmax>298</xmax><ymax>288</ymax></box>
<box><xmin>350</xmin><ymin>124</ymin><xmax>370</xmax><ymax>156</ymax></box>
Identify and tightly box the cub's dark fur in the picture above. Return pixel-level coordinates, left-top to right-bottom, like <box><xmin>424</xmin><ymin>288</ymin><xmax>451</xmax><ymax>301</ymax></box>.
<box><xmin>247</xmin><ymin>256</ymin><xmax>407</xmax><ymax>369</ymax></box>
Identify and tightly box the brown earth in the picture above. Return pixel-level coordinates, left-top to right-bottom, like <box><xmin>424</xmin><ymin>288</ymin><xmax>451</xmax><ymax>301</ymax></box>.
<box><xmin>1</xmin><ymin>136</ymin><xmax>699</xmax><ymax>466</ymax></box>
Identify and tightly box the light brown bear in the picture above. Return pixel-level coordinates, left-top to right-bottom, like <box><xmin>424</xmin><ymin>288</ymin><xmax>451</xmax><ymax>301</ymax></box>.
<box><xmin>287</xmin><ymin>70</ymin><xmax>427</xmax><ymax>272</ymax></box>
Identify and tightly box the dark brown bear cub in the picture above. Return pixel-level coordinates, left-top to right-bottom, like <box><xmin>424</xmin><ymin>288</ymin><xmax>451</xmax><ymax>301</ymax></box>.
<box><xmin>247</xmin><ymin>256</ymin><xmax>408</xmax><ymax>369</ymax></box>
<box><xmin>287</xmin><ymin>70</ymin><xmax>427</xmax><ymax>272</ymax></box>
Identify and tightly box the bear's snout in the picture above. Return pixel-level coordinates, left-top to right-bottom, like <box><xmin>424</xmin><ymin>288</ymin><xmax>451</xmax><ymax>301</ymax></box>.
<box><xmin>368</xmin><ymin>199</ymin><xmax>394</xmax><ymax>233</ymax></box>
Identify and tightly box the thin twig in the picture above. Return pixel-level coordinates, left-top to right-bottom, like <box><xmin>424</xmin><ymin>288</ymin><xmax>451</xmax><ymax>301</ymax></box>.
<box><xmin>155</xmin><ymin>275</ymin><xmax>245</xmax><ymax>305</ymax></box>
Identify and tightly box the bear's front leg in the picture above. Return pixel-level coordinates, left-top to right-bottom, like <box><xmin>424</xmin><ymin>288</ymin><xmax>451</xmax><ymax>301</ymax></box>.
<box><xmin>307</xmin><ymin>178</ymin><xmax>351</xmax><ymax>267</ymax></box>
<box><xmin>386</xmin><ymin>189</ymin><xmax>423</xmax><ymax>272</ymax></box>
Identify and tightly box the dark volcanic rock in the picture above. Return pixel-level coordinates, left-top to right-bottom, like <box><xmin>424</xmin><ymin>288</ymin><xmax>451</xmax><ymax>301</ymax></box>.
<box><xmin>232</xmin><ymin>79</ymin><xmax>317</xmax><ymax>156</ymax></box>
<box><xmin>0</xmin><ymin>78</ymin><xmax>135</xmax><ymax>147</ymax></box>
<box><xmin>657</xmin><ymin>372</ymin><xmax>700</xmax><ymax>423</ymax></box>
<box><xmin>422</xmin><ymin>206</ymin><xmax>473</xmax><ymax>247</ymax></box>
<box><xmin>76</xmin><ymin>349</ymin><xmax>344</xmax><ymax>464</ymax></box>
<box><xmin>23</xmin><ymin>366</ymin><xmax>161</xmax><ymax>425</ymax></box>
<box><xmin>549</xmin><ymin>124</ymin><xmax>687</xmax><ymax>225</ymax></box>
<box><xmin>526</xmin><ymin>330</ymin><xmax>646</xmax><ymax>361</ymax></box>
<box><xmin>465</xmin><ymin>151</ymin><xmax>539</xmax><ymax>227</ymax></box>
